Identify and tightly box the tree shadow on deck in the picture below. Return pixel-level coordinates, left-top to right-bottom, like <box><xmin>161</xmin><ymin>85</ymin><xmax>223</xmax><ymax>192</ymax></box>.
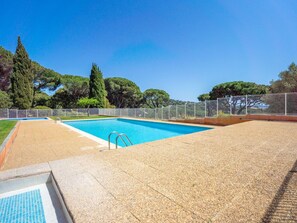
<box><xmin>261</xmin><ymin>160</ymin><xmax>297</xmax><ymax>222</ymax></box>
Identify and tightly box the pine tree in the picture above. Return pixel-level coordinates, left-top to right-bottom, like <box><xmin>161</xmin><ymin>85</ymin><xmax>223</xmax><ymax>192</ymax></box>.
<box><xmin>11</xmin><ymin>37</ymin><xmax>34</xmax><ymax>109</ymax></box>
<box><xmin>89</xmin><ymin>63</ymin><xmax>107</xmax><ymax>108</ymax></box>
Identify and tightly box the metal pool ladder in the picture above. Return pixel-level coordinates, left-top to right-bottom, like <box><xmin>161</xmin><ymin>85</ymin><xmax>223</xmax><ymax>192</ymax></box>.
<box><xmin>108</xmin><ymin>131</ymin><xmax>133</xmax><ymax>149</ymax></box>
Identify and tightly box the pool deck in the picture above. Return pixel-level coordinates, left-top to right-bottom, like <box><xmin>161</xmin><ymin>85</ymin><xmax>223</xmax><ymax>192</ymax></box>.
<box><xmin>1</xmin><ymin>120</ymin><xmax>101</xmax><ymax>170</ymax></box>
<box><xmin>0</xmin><ymin>120</ymin><xmax>297</xmax><ymax>222</ymax></box>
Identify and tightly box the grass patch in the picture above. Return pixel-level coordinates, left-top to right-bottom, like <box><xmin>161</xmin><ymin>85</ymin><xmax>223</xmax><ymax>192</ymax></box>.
<box><xmin>0</xmin><ymin>120</ymin><xmax>17</xmax><ymax>145</ymax></box>
<box><xmin>49</xmin><ymin>115</ymin><xmax>113</xmax><ymax>121</ymax></box>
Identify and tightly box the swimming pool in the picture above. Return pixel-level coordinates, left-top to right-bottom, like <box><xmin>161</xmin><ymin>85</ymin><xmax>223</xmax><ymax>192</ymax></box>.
<box><xmin>6</xmin><ymin>117</ymin><xmax>48</xmax><ymax>121</ymax></box>
<box><xmin>64</xmin><ymin>118</ymin><xmax>211</xmax><ymax>147</ymax></box>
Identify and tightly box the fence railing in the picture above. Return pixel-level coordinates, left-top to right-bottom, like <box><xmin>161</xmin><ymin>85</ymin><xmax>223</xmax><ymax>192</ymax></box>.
<box><xmin>0</xmin><ymin>92</ymin><xmax>296</xmax><ymax>120</ymax></box>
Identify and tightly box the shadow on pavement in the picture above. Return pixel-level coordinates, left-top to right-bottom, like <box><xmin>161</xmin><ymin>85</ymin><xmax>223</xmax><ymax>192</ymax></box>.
<box><xmin>261</xmin><ymin>160</ymin><xmax>297</xmax><ymax>222</ymax></box>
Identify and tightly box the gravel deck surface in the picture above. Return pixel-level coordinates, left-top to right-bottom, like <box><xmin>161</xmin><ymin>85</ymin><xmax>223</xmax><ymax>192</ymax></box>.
<box><xmin>1</xmin><ymin>120</ymin><xmax>296</xmax><ymax>222</ymax></box>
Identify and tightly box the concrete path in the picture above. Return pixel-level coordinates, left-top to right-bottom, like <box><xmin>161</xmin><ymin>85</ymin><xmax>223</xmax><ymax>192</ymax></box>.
<box><xmin>1</xmin><ymin>120</ymin><xmax>101</xmax><ymax>170</ymax></box>
<box><xmin>1</xmin><ymin>120</ymin><xmax>297</xmax><ymax>222</ymax></box>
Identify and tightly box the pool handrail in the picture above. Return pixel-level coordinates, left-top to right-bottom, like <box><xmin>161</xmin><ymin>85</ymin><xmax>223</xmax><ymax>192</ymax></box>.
<box><xmin>108</xmin><ymin>131</ymin><xmax>120</xmax><ymax>149</ymax></box>
<box><xmin>115</xmin><ymin>133</ymin><xmax>133</xmax><ymax>149</ymax></box>
<box><xmin>115</xmin><ymin>135</ymin><xmax>128</xmax><ymax>148</ymax></box>
<box><xmin>108</xmin><ymin>131</ymin><xmax>133</xmax><ymax>149</ymax></box>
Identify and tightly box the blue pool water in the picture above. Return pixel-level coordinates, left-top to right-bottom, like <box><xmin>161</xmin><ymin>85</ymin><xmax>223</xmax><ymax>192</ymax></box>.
<box><xmin>0</xmin><ymin>189</ymin><xmax>46</xmax><ymax>223</ymax></box>
<box><xmin>65</xmin><ymin>118</ymin><xmax>211</xmax><ymax>146</ymax></box>
<box><xmin>7</xmin><ymin>117</ymin><xmax>48</xmax><ymax>121</ymax></box>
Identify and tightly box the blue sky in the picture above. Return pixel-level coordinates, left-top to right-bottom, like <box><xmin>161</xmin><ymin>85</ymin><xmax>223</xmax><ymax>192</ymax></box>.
<box><xmin>1</xmin><ymin>0</ymin><xmax>297</xmax><ymax>101</ymax></box>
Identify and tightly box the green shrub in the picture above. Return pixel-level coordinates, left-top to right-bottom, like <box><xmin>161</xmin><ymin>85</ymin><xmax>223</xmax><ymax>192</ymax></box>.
<box><xmin>217</xmin><ymin>110</ymin><xmax>230</xmax><ymax>117</ymax></box>
<box><xmin>34</xmin><ymin>105</ymin><xmax>51</xmax><ymax>109</ymax></box>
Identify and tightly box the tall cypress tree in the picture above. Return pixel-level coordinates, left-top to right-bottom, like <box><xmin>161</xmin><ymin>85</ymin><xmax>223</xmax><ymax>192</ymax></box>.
<box><xmin>89</xmin><ymin>63</ymin><xmax>107</xmax><ymax>108</ymax></box>
<box><xmin>11</xmin><ymin>37</ymin><xmax>34</xmax><ymax>109</ymax></box>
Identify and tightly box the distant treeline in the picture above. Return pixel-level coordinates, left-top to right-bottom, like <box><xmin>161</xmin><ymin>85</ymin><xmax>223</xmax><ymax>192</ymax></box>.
<box><xmin>1</xmin><ymin>37</ymin><xmax>296</xmax><ymax>110</ymax></box>
<box><xmin>0</xmin><ymin>37</ymin><xmax>171</xmax><ymax>109</ymax></box>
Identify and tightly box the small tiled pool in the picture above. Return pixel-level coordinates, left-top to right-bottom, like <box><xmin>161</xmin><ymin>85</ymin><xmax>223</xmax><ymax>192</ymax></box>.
<box><xmin>0</xmin><ymin>173</ymin><xmax>71</xmax><ymax>223</ymax></box>
<box><xmin>0</xmin><ymin>189</ymin><xmax>46</xmax><ymax>223</ymax></box>
<box><xmin>6</xmin><ymin>117</ymin><xmax>48</xmax><ymax>121</ymax></box>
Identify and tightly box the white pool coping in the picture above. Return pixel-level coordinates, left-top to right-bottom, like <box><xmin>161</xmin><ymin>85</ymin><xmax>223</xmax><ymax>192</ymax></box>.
<box><xmin>59</xmin><ymin>121</ymin><xmax>120</xmax><ymax>149</ymax></box>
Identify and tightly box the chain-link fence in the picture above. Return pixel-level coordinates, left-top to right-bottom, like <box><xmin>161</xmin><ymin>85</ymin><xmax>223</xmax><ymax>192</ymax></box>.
<box><xmin>0</xmin><ymin>93</ymin><xmax>296</xmax><ymax>120</ymax></box>
<box><xmin>204</xmin><ymin>93</ymin><xmax>297</xmax><ymax>117</ymax></box>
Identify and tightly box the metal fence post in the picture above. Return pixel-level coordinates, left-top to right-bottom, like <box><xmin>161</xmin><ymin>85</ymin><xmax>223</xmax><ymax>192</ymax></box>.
<box><xmin>205</xmin><ymin>100</ymin><xmax>207</xmax><ymax>117</ymax></box>
<box><xmin>7</xmin><ymin>108</ymin><xmax>9</xmax><ymax>118</ymax></box>
<box><xmin>230</xmin><ymin>96</ymin><xmax>232</xmax><ymax>115</ymax></box>
<box><xmin>245</xmin><ymin>95</ymin><xmax>248</xmax><ymax>115</ymax></box>
<box><xmin>143</xmin><ymin>108</ymin><xmax>145</xmax><ymax>118</ymax></box>
<box><xmin>155</xmin><ymin>108</ymin><xmax>156</xmax><ymax>119</ymax></box>
<box><xmin>161</xmin><ymin>106</ymin><xmax>163</xmax><ymax>120</ymax></box>
<box><xmin>285</xmin><ymin>93</ymin><xmax>287</xmax><ymax>115</ymax></box>
<box><xmin>176</xmin><ymin>105</ymin><xmax>178</xmax><ymax>119</ymax></box>
<box><xmin>216</xmin><ymin>99</ymin><xmax>219</xmax><ymax>117</ymax></box>
<box><xmin>168</xmin><ymin>106</ymin><xmax>171</xmax><ymax>120</ymax></box>
<box><xmin>184</xmin><ymin>103</ymin><xmax>187</xmax><ymax>119</ymax></box>
<box><xmin>194</xmin><ymin>103</ymin><xmax>196</xmax><ymax>119</ymax></box>
<box><xmin>16</xmin><ymin>109</ymin><xmax>18</xmax><ymax>118</ymax></box>
<box><xmin>25</xmin><ymin>110</ymin><xmax>27</xmax><ymax>118</ymax></box>
<box><xmin>37</xmin><ymin>109</ymin><xmax>39</xmax><ymax>117</ymax></box>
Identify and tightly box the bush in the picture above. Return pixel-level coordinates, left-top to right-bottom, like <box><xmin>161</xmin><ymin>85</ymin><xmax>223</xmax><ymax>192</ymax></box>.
<box><xmin>34</xmin><ymin>105</ymin><xmax>51</xmax><ymax>109</ymax></box>
<box><xmin>77</xmin><ymin>97</ymin><xmax>99</xmax><ymax>108</ymax></box>
<box><xmin>33</xmin><ymin>92</ymin><xmax>50</xmax><ymax>107</ymax></box>
<box><xmin>217</xmin><ymin>110</ymin><xmax>230</xmax><ymax>117</ymax></box>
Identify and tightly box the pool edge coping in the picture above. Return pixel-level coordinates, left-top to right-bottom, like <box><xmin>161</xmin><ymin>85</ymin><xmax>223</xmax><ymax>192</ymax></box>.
<box><xmin>118</xmin><ymin>117</ymin><xmax>218</xmax><ymax>129</ymax></box>
<box><xmin>59</xmin><ymin>121</ymin><xmax>119</xmax><ymax>149</ymax></box>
